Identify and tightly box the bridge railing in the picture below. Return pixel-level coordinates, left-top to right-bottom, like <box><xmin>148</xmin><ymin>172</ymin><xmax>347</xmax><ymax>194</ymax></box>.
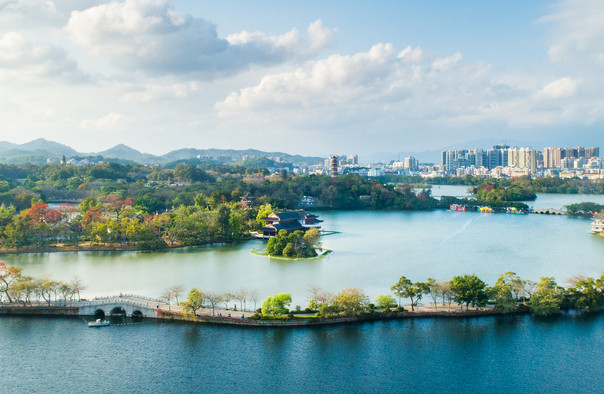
<box><xmin>92</xmin><ymin>294</ymin><xmax>161</xmax><ymax>302</ymax></box>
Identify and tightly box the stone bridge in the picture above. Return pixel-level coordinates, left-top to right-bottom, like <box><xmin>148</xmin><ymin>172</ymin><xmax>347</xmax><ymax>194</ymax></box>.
<box><xmin>77</xmin><ymin>295</ymin><xmax>164</xmax><ymax>319</ymax></box>
<box><xmin>532</xmin><ymin>208</ymin><xmax>566</xmax><ymax>215</ymax></box>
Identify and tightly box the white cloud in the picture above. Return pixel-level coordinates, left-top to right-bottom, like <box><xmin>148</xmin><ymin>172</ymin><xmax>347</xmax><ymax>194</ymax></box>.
<box><xmin>216</xmin><ymin>41</ymin><xmax>604</xmax><ymax>134</ymax></box>
<box><xmin>534</xmin><ymin>77</ymin><xmax>578</xmax><ymax>100</ymax></box>
<box><xmin>0</xmin><ymin>32</ymin><xmax>80</xmax><ymax>79</ymax></box>
<box><xmin>0</xmin><ymin>0</ymin><xmax>63</xmax><ymax>28</ymax></box>
<box><xmin>65</xmin><ymin>0</ymin><xmax>336</xmax><ymax>77</ymax></box>
<box><xmin>432</xmin><ymin>52</ymin><xmax>462</xmax><ymax>72</ymax></box>
<box><xmin>121</xmin><ymin>81</ymin><xmax>200</xmax><ymax>102</ymax></box>
<box><xmin>80</xmin><ymin>112</ymin><xmax>127</xmax><ymax>130</ymax></box>
<box><xmin>542</xmin><ymin>0</ymin><xmax>604</xmax><ymax>64</ymax></box>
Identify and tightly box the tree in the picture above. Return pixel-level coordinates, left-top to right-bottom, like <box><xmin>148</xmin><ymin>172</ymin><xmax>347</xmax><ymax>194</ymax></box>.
<box><xmin>248</xmin><ymin>289</ymin><xmax>260</xmax><ymax>311</ymax></box>
<box><xmin>70</xmin><ymin>276</ymin><xmax>85</xmax><ymax>301</ymax></box>
<box><xmin>261</xmin><ymin>293</ymin><xmax>292</xmax><ymax>317</ymax></box>
<box><xmin>204</xmin><ymin>291</ymin><xmax>222</xmax><ymax>316</ymax></box>
<box><xmin>490</xmin><ymin>282</ymin><xmax>518</xmax><ymax>313</ymax></box>
<box><xmin>58</xmin><ymin>282</ymin><xmax>73</xmax><ymax>306</ymax></box>
<box><xmin>308</xmin><ymin>285</ymin><xmax>332</xmax><ymax>306</ymax></box>
<box><xmin>194</xmin><ymin>193</ymin><xmax>207</xmax><ymax>209</ymax></box>
<box><xmin>161</xmin><ymin>288</ymin><xmax>175</xmax><ymax>311</ymax></box>
<box><xmin>426</xmin><ymin>277</ymin><xmax>441</xmax><ymax>311</ymax></box>
<box><xmin>497</xmin><ymin>272</ymin><xmax>524</xmax><ymax>300</ymax></box>
<box><xmin>450</xmin><ymin>274</ymin><xmax>489</xmax><ymax>311</ymax></box>
<box><xmin>391</xmin><ymin>276</ymin><xmax>428</xmax><ymax>311</ymax></box>
<box><xmin>233</xmin><ymin>288</ymin><xmax>249</xmax><ymax>311</ymax></box>
<box><xmin>183</xmin><ymin>288</ymin><xmax>205</xmax><ymax>315</ymax></box>
<box><xmin>256</xmin><ymin>204</ymin><xmax>272</xmax><ymax>227</ymax></box>
<box><xmin>331</xmin><ymin>287</ymin><xmax>369</xmax><ymax>316</ymax></box>
<box><xmin>374</xmin><ymin>294</ymin><xmax>397</xmax><ymax>309</ymax></box>
<box><xmin>39</xmin><ymin>279</ymin><xmax>58</xmax><ymax>306</ymax></box>
<box><xmin>565</xmin><ymin>277</ymin><xmax>602</xmax><ymax>311</ymax></box>
<box><xmin>170</xmin><ymin>285</ymin><xmax>184</xmax><ymax>304</ymax></box>
<box><xmin>0</xmin><ymin>262</ymin><xmax>22</xmax><ymax>302</ymax></box>
<box><xmin>530</xmin><ymin>277</ymin><xmax>564</xmax><ymax>316</ymax></box>
<box><xmin>440</xmin><ymin>281</ymin><xmax>454</xmax><ymax>310</ymax></box>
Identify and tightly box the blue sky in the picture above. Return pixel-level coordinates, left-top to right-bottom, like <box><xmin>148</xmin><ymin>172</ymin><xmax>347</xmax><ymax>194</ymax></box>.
<box><xmin>0</xmin><ymin>0</ymin><xmax>602</xmax><ymax>160</ymax></box>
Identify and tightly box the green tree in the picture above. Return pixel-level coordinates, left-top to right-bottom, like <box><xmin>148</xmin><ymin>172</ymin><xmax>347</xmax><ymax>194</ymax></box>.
<box><xmin>261</xmin><ymin>293</ymin><xmax>292</xmax><ymax>317</ymax></box>
<box><xmin>450</xmin><ymin>274</ymin><xmax>489</xmax><ymax>311</ymax></box>
<box><xmin>390</xmin><ymin>276</ymin><xmax>428</xmax><ymax>311</ymax></box>
<box><xmin>183</xmin><ymin>288</ymin><xmax>205</xmax><ymax>315</ymax></box>
<box><xmin>529</xmin><ymin>277</ymin><xmax>564</xmax><ymax>316</ymax></box>
<box><xmin>256</xmin><ymin>204</ymin><xmax>273</xmax><ymax>227</ymax></box>
<box><xmin>490</xmin><ymin>281</ymin><xmax>518</xmax><ymax>313</ymax></box>
<box><xmin>565</xmin><ymin>277</ymin><xmax>603</xmax><ymax>311</ymax></box>
<box><xmin>374</xmin><ymin>294</ymin><xmax>397</xmax><ymax>309</ymax></box>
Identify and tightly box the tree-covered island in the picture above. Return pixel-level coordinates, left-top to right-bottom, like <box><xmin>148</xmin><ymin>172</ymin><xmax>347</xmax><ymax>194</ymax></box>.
<box><xmin>0</xmin><ymin>160</ymin><xmax>601</xmax><ymax>252</ymax></box>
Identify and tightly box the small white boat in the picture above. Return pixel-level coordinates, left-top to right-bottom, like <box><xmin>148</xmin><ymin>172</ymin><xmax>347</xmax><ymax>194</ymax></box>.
<box><xmin>88</xmin><ymin>319</ymin><xmax>110</xmax><ymax>327</ymax></box>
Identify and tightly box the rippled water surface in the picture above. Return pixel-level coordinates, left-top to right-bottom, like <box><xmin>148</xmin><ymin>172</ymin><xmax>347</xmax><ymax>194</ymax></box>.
<box><xmin>2</xmin><ymin>314</ymin><xmax>603</xmax><ymax>393</ymax></box>
<box><xmin>6</xmin><ymin>190</ymin><xmax>604</xmax><ymax>304</ymax></box>
<box><xmin>3</xmin><ymin>191</ymin><xmax>604</xmax><ymax>392</ymax></box>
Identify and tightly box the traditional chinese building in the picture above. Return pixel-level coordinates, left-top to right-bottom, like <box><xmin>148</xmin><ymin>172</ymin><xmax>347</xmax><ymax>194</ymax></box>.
<box><xmin>239</xmin><ymin>193</ymin><xmax>256</xmax><ymax>209</ymax></box>
<box><xmin>259</xmin><ymin>210</ymin><xmax>323</xmax><ymax>237</ymax></box>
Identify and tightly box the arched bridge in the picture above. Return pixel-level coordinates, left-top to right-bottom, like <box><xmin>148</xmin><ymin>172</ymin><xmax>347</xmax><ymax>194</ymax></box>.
<box><xmin>77</xmin><ymin>295</ymin><xmax>164</xmax><ymax>319</ymax></box>
<box><xmin>532</xmin><ymin>208</ymin><xmax>566</xmax><ymax>215</ymax></box>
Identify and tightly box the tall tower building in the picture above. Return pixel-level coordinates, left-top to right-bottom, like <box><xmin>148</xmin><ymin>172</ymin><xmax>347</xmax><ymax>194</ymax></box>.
<box><xmin>329</xmin><ymin>155</ymin><xmax>338</xmax><ymax>177</ymax></box>
<box><xmin>585</xmin><ymin>147</ymin><xmax>600</xmax><ymax>159</ymax></box>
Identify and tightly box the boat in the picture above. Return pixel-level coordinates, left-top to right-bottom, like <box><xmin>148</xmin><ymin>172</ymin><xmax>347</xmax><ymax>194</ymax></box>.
<box><xmin>449</xmin><ymin>204</ymin><xmax>466</xmax><ymax>211</ymax></box>
<box><xmin>506</xmin><ymin>207</ymin><xmax>525</xmax><ymax>215</ymax></box>
<box><xmin>88</xmin><ymin>319</ymin><xmax>110</xmax><ymax>327</ymax></box>
<box><xmin>478</xmin><ymin>206</ymin><xmax>493</xmax><ymax>213</ymax></box>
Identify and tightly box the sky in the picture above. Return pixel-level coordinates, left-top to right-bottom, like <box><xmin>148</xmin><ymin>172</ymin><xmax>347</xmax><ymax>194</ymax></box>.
<box><xmin>0</xmin><ymin>0</ymin><xmax>603</xmax><ymax>160</ymax></box>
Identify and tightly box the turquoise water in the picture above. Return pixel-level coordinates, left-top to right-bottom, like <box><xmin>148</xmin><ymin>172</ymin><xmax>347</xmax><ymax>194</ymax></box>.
<box><xmin>2</xmin><ymin>192</ymin><xmax>604</xmax><ymax>393</ymax></box>
<box><xmin>2</xmin><ymin>314</ymin><xmax>603</xmax><ymax>393</ymax></box>
<box><xmin>6</xmin><ymin>191</ymin><xmax>604</xmax><ymax>306</ymax></box>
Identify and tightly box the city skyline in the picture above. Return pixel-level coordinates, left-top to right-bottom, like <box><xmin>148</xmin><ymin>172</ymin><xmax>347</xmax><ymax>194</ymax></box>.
<box><xmin>1</xmin><ymin>1</ymin><xmax>603</xmax><ymax>156</ymax></box>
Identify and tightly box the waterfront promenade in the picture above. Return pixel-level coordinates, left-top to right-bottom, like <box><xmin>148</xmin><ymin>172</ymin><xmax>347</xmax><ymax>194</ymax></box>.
<box><xmin>0</xmin><ymin>294</ymin><xmax>256</xmax><ymax>320</ymax></box>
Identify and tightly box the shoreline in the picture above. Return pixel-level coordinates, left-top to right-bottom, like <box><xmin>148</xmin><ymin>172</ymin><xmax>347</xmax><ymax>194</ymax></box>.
<box><xmin>0</xmin><ymin>305</ymin><xmax>537</xmax><ymax>328</ymax></box>
<box><xmin>0</xmin><ymin>238</ymin><xmax>253</xmax><ymax>255</ymax></box>
<box><xmin>250</xmin><ymin>248</ymin><xmax>333</xmax><ymax>260</ymax></box>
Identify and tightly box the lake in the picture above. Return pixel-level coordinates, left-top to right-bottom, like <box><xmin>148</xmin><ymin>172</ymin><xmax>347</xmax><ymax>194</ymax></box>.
<box><xmin>6</xmin><ymin>188</ymin><xmax>604</xmax><ymax>306</ymax></box>
<box><xmin>2</xmin><ymin>189</ymin><xmax>604</xmax><ymax>393</ymax></box>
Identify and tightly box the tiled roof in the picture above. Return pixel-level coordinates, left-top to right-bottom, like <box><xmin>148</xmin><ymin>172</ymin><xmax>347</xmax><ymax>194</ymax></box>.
<box><xmin>262</xmin><ymin>221</ymin><xmax>305</xmax><ymax>232</ymax></box>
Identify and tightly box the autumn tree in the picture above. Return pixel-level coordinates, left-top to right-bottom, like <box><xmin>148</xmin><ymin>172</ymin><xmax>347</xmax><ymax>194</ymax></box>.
<box><xmin>0</xmin><ymin>262</ymin><xmax>22</xmax><ymax>302</ymax></box>
<box><xmin>331</xmin><ymin>287</ymin><xmax>369</xmax><ymax>316</ymax></box>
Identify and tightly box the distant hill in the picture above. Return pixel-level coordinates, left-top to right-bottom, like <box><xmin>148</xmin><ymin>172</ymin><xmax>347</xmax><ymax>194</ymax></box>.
<box><xmin>0</xmin><ymin>139</ymin><xmax>325</xmax><ymax>166</ymax></box>
<box><xmin>19</xmin><ymin>138</ymin><xmax>79</xmax><ymax>157</ymax></box>
<box><xmin>98</xmin><ymin>144</ymin><xmax>159</xmax><ymax>163</ymax></box>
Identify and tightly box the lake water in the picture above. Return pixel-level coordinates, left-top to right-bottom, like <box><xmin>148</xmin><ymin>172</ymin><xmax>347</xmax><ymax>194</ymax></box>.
<box><xmin>6</xmin><ymin>187</ymin><xmax>604</xmax><ymax>306</ymax></box>
<box><xmin>2</xmin><ymin>189</ymin><xmax>604</xmax><ymax>392</ymax></box>
<box><xmin>2</xmin><ymin>314</ymin><xmax>603</xmax><ymax>393</ymax></box>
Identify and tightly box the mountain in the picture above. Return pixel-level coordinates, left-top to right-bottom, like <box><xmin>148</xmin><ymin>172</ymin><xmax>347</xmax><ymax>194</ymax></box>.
<box><xmin>0</xmin><ymin>141</ymin><xmax>18</xmax><ymax>154</ymax></box>
<box><xmin>18</xmin><ymin>138</ymin><xmax>79</xmax><ymax>157</ymax></box>
<box><xmin>0</xmin><ymin>139</ymin><xmax>326</xmax><ymax>166</ymax></box>
<box><xmin>97</xmin><ymin>144</ymin><xmax>159</xmax><ymax>163</ymax></box>
<box><xmin>161</xmin><ymin>148</ymin><xmax>324</xmax><ymax>165</ymax></box>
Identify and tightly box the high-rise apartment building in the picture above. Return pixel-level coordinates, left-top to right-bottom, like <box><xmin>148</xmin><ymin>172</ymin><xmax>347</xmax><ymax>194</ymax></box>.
<box><xmin>543</xmin><ymin>147</ymin><xmax>562</xmax><ymax>168</ymax></box>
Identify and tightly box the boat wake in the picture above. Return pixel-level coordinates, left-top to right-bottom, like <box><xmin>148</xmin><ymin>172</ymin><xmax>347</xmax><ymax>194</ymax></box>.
<box><xmin>442</xmin><ymin>218</ymin><xmax>475</xmax><ymax>243</ymax></box>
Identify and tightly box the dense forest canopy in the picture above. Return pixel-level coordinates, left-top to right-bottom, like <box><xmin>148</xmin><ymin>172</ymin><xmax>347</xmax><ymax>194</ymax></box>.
<box><xmin>0</xmin><ymin>161</ymin><xmax>601</xmax><ymax>250</ymax></box>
